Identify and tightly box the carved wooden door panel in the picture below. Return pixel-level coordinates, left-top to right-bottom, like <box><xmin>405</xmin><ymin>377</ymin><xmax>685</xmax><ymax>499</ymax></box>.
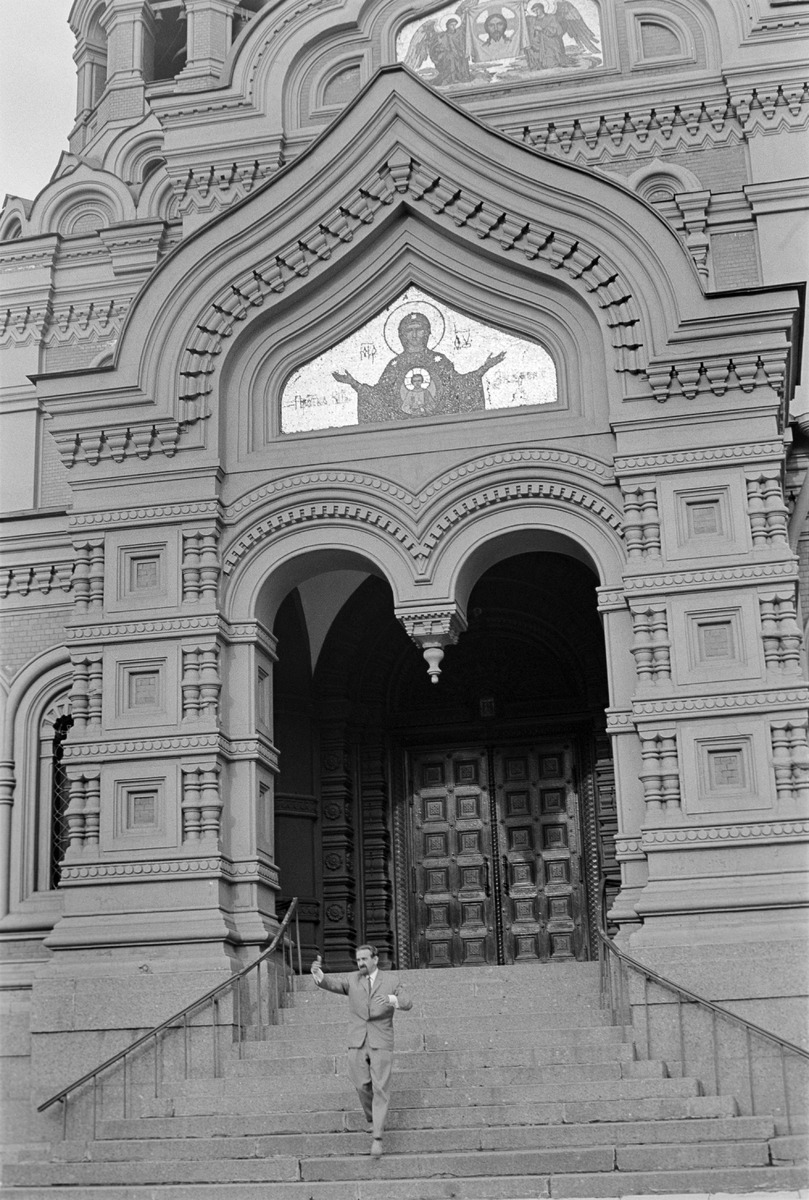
<box><xmin>494</xmin><ymin>744</ymin><xmax>585</xmax><ymax>963</ymax></box>
<box><xmin>409</xmin><ymin>741</ymin><xmax>586</xmax><ymax>967</ymax></box>
<box><xmin>411</xmin><ymin>749</ymin><xmax>497</xmax><ymax>968</ymax></box>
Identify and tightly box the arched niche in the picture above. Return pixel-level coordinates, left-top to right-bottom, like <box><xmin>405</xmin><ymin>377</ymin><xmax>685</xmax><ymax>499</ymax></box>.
<box><xmin>217</xmin><ymin>227</ymin><xmax>607</xmax><ymax>469</ymax></box>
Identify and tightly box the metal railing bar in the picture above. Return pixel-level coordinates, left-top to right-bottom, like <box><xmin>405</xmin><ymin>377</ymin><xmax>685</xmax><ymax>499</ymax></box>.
<box><xmin>38</xmin><ymin>899</ymin><xmax>300</xmax><ymax>1114</ymax></box>
<box><xmin>781</xmin><ymin>1043</ymin><xmax>791</xmax><ymax>1130</ymax></box>
<box><xmin>711</xmin><ymin>1008</ymin><xmax>719</xmax><ymax>1094</ymax></box>
<box><xmin>597</xmin><ymin>927</ymin><xmax>809</xmax><ymax>1060</ymax></box>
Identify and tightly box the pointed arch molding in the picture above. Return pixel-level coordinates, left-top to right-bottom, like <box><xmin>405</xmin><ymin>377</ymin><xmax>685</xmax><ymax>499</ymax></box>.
<box><xmin>221</xmin><ymin>448</ymin><xmax>623</xmax><ymax>581</ymax></box>
<box><xmin>179</xmin><ymin>148</ymin><xmax>644</xmax><ymax>413</ymax></box>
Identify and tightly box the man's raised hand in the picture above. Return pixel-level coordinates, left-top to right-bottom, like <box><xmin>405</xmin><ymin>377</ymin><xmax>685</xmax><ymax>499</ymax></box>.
<box><xmin>311</xmin><ymin>954</ymin><xmax>324</xmax><ymax>983</ymax></box>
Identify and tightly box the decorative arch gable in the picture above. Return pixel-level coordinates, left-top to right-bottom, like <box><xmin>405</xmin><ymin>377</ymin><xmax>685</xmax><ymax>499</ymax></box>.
<box><xmin>35</xmin><ymin>67</ymin><xmax>798</xmax><ymax>458</ymax></box>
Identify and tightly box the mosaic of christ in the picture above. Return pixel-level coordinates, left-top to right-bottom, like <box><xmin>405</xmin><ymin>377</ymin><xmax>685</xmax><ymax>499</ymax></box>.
<box><xmin>280</xmin><ymin>288</ymin><xmax>557</xmax><ymax>433</ymax></box>
<box><xmin>397</xmin><ymin>0</ymin><xmax>602</xmax><ymax>89</ymax></box>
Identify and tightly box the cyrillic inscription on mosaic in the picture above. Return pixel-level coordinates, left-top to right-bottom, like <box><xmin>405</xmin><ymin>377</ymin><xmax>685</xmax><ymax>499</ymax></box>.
<box><xmin>281</xmin><ymin>287</ymin><xmax>557</xmax><ymax>432</ymax></box>
<box><xmin>397</xmin><ymin>1</ymin><xmax>602</xmax><ymax>89</ymax></box>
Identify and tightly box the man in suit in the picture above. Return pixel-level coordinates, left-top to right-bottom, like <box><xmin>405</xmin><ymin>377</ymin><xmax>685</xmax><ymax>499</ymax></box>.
<box><xmin>311</xmin><ymin>944</ymin><xmax>412</xmax><ymax>1156</ymax></box>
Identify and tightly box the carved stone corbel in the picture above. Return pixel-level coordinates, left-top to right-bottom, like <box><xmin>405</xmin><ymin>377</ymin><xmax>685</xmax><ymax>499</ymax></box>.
<box><xmin>396</xmin><ymin>604</ymin><xmax>468</xmax><ymax>684</ymax></box>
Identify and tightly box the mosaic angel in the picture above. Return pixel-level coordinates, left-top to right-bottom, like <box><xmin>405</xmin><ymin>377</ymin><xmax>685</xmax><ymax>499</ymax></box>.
<box><xmin>525</xmin><ymin>0</ymin><xmax>600</xmax><ymax>69</ymax></box>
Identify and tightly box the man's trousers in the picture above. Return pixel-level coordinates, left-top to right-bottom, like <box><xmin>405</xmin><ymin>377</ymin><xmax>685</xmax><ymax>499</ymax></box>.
<box><xmin>348</xmin><ymin>1040</ymin><xmax>393</xmax><ymax>1138</ymax></box>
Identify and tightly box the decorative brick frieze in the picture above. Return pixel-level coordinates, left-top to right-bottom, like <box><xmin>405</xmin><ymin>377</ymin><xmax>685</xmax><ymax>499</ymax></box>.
<box><xmin>62</xmin><ymin>732</ymin><xmax>278</xmax><ymax>770</ymax></box>
<box><xmin>614</xmin><ymin>441</ymin><xmax>784</xmax><ymax>475</ymax></box>
<box><xmin>760</xmin><ymin>588</ymin><xmax>803</xmax><ymax>672</ymax></box>
<box><xmin>223</xmin><ymin>478</ymin><xmax>623</xmax><ymax>577</ymax></box>
<box><xmin>43</xmin><ymin>299</ymin><xmax>129</xmax><ymax>347</ymax></box>
<box><xmin>224</xmin><ymin>450</ymin><xmax>614</xmax><ymax>525</ymax></box>
<box><xmin>623</xmin><ymin>560</ymin><xmax>798</xmax><ymax>593</ymax></box>
<box><xmin>746</xmin><ymin>471</ymin><xmax>790</xmax><ymax>547</ymax></box>
<box><xmin>70</xmin><ymin>501</ymin><xmax>221</xmax><ymax>527</ymax></box>
<box><xmin>53</xmin><ymin>420</ymin><xmax>182</xmax><ymax>468</ymax></box>
<box><xmin>181</xmin><ymin>527</ymin><xmax>220</xmax><ymax>602</ymax></box>
<box><xmin>630</xmin><ymin>604</ymin><xmax>671</xmax><ymax>684</ymax></box>
<box><xmin>642</xmin><ymin>819</ymin><xmax>809</xmax><ymax>848</ymax></box>
<box><xmin>771</xmin><ymin>719</ymin><xmax>809</xmax><ymax>803</ymax></box>
<box><xmin>59</xmin><ymin>856</ymin><xmax>280</xmax><ymax>886</ymax></box>
<box><xmin>178</xmin><ymin>153</ymin><xmax>645</xmax><ymax>407</ymax></box>
<box><xmin>638</xmin><ymin>727</ymin><xmax>681</xmax><ymax>820</ymax></box>
<box><xmin>0</xmin><ymin>561</ymin><xmax>74</xmax><ymax>598</ymax></box>
<box><xmin>181</xmin><ymin>643</ymin><xmax>221</xmax><ymax>720</ymax></box>
<box><xmin>0</xmin><ymin>304</ymin><xmax>51</xmax><ymax>348</ymax></box>
<box><xmin>181</xmin><ymin>761</ymin><xmax>222</xmax><ymax>844</ymax></box>
<box><xmin>621</xmin><ymin>483</ymin><xmax>660</xmax><ymax>559</ymax></box>
<box><xmin>644</xmin><ymin>350</ymin><xmax>788</xmax><ymax>404</ymax></box>
<box><xmin>596</xmin><ymin>588</ymin><xmax>625</xmax><ymax>613</ymax></box>
<box><xmin>67</xmin><ymin>615</ymin><xmax>221</xmax><ymax>642</ymax></box>
<box><xmin>522</xmin><ymin>83</ymin><xmax>808</xmax><ymax>168</ymax></box>
<box><xmin>632</xmin><ymin>687</ymin><xmax>809</xmax><ymax>719</ymax></box>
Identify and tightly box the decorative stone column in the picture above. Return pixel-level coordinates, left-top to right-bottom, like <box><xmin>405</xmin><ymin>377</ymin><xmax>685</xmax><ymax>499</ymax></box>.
<box><xmin>178</xmin><ymin>0</ymin><xmax>239</xmax><ymax>88</ymax></box>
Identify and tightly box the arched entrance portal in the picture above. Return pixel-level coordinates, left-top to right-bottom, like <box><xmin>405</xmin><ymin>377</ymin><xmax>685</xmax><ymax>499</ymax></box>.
<box><xmin>274</xmin><ymin>552</ymin><xmax>616</xmax><ymax>970</ymax></box>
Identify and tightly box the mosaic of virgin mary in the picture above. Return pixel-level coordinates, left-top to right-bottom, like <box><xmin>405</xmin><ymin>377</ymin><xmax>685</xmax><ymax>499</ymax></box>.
<box><xmin>280</xmin><ymin>288</ymin><xmax>557</xmax><ymax>433</ymax></box>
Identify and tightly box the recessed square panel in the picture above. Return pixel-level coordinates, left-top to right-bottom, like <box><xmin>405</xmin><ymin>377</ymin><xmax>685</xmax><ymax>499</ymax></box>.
<box><xmin>515</xmin><ymin>935</ymin><xmax>539</xmax><ymax>960</ymax></box>
<box><xmin>513</xmin><ymin>898</ymin><xmax>535</xmax><ymax>922</ymax></box>
<box><xmin>457</xmin><ymin>794</ymin><xmax>481</xmax><ymax>820</ymax></box>
<box><xmin>425</xmin><ymin>832</ymin><xmax>448</xmax><ymax>857</ymax></box>
<box><xmin>549</xmin><ymin>896</ymin><xmax>572</xmax><ymax>920</ymax></box>
<box><xmin>425</xmin><ymin>798</ymin><xmax>446</xmax><ymax>821</ymax></box>
<box><xmin>509</xmin><ymin>826</ymin><xmax>533</xmax><ymax>852</ymax></box>
<box><xmin>539</xmin><ymin>756</ymin><xmax>562</xmax><ymax>779</ymax></box>
<box><xmin>459</xmin><ymin>830</ymin><xmax>481</xmax><ymax>855</ymax></box>
<box><xmin>461</xmin><ymin>866</ymin><xmax>482</xmax><ymax>890</ymax></box>
<box><xmin>461</xmin><ymin>901</ymin><xmax>484</xmax><ymax>925</ymax></box>
<box><xmin>422</xmin><ymin>762</ymin><xmax>445</xmax><ymax>788</ymax></box>
<box><xmin>506</xmin><ymin>791</ymin><xmax>530</xmax><ymax>817</ymax></box>
<box><xmin>543</xmin><ymin>825</ymin><xmax>568</xmax><ymax>850</ymax></box>
<box><xmin>505</xmin><ymin>757</ymin><xmax>528</xmax><ymax>780</ymax></box>
<box><xmin>462</xmin><ymin>938</ymin><xmax>487</xmax><ymax>964</ymax></box>
<box><xmin>550</xmin><ymin>933</ymin><xmax>574</xmax><ymax>957</ymax></box>
<box><xmin>427</xmin><ymin>868</ymin><xmax>449</xmax><ymax>892</ymax></box>
<box><xmin>428</xmin><ymin>941</ymin><xmax>451</xmax><ymax>965</ymax></box>
<box><xmin>546</xmin><ymin>860</ymin><xmax>570</xmax><ymax>885</ymax></box>
<box><xmin>428</xmin><ymin>904</ymin><xmax>449</xmax><ymax>927</ymax></box>
<box><xmin>455</xmin><ymin>760</ymin><xmax>478</xmax><ymax>785</ymax></box>
<box><xmin>511</xmin><ymin>861</ymin><xmax>534</xmax><ymax>886</ymax></box>
<box><xmin>541</xmin><ymin>788</ymin><xmax>564</xmax><ymax>813</ymax></box>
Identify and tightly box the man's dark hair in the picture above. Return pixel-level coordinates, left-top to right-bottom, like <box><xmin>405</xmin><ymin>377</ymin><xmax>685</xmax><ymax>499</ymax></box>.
<box><xmin>356</xmin><ymin>944</ymin><xmax>378</xmax><ymax>957</ymax></box>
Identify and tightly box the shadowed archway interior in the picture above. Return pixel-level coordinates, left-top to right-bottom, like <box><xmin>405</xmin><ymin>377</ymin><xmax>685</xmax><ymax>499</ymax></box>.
<box><xmin>274</xmin><ymin>552</ymin><xmax>617</xmax><ymax>969</ymax></box>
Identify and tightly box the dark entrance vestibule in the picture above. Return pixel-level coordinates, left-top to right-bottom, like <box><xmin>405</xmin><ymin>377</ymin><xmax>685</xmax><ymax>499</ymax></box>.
<box><xmin>273</xmin><ymin>551</ymin><xmax>618</xmax><ymax>970</ymax></box>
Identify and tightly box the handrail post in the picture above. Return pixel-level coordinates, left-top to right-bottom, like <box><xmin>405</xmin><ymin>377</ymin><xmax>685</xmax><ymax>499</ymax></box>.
<box><xmin>296</xmin><ymin>904</ymin><xmax>302</xmax><ymax>978</ymax></box>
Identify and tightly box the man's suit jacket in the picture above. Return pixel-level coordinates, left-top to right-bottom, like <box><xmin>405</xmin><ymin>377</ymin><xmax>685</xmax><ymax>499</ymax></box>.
<box><xmin>316</xmin><ymin>970</ymin><xmax>413</xmax><ymax>1050</ymax></box>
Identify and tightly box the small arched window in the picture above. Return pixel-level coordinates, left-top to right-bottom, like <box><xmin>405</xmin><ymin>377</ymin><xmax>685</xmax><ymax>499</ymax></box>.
<box><xmin>48</xmin><ymin>713</ymin><xmax>74</xmax><ymax>889</ymax></box>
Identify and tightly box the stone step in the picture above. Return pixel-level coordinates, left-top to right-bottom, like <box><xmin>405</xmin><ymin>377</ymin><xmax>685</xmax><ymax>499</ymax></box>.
<box><xmin>199</xmin><ymin>1059</ymin><xmax>664</xmax><ymax>1091</ymax></box>
<box><xmin>0</xmin><ymin>1139</ymin><xmax>780</xmax><ymax>1187</ymax></box>
<box><xmin>147</xmin><ymin>1074</ymin><xmax>702</xmax><ymax>1117</ymax></box>
<box><xmin>295</xmin><ymin>963</ymin><xmax>601</xmax><ymax>990</ymax></box>
<box><xmin>101</xmin><ymin>1092</ymin><xmax>740</xmax><ymax>1138</ymax></box>
<box><xmin>239</xmin><ymin>1022</ymin><xmax>630</xmax><ymax>1056</ymax></box>
<box><xmin>280</xmin><ymin>998</ymin><xmax>608</xmax><ymax>1025</ymax></box>
<box><xmin>49</xmin><ymin>1116</ymin><xmax>777</xmax><ymax>1162</ymax></box>
<box><xmin>3</xmin><ymin>1175</ymin><xmax>809</xmax><ymax>1200</ymax></box>
<box><xmin>228</xmin><ymin>1039</ymin><xmax>637</xmax><ymax>1073</ymax></box>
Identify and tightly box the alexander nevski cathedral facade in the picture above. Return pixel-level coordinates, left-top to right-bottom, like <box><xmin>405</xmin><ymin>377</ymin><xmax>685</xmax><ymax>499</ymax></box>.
<box><xmin>0</xmin><ymin>0</ymin><xmax>807</xmax><ymax>1141</ymax></box>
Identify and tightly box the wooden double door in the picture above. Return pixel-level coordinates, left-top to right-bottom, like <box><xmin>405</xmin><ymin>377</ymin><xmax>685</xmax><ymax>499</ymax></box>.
<box><xmin>410</xmin><ymin>743</ymin><xmax>587</xmax><ymax>967</ymax></box>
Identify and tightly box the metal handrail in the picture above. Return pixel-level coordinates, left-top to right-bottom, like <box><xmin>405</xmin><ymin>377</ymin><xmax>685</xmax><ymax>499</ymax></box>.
<box><xmin>38</xmin><ymin>898</ymin><xmax>301</xmax><ymax>1121</ymax></box>
<box><xmin>597</xmin><ymin>920</ymin><xmax>809</xmax><ymax>1134</ymax></box>
<box><xmin>597</xmin><ymin>926</ymin><xmax>809</xmax><ymax>1060</ymax></box>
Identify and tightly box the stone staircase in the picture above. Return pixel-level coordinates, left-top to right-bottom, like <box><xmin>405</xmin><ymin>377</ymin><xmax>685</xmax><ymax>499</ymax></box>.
<box><xmin>4</xmin><ymin>962</ymin><xmax>807</xmax><ymax>1197</ymax></box>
